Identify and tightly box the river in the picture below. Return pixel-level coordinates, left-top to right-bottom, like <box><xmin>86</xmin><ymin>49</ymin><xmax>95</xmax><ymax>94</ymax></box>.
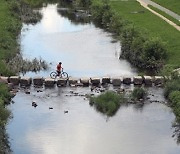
<box><xmin>6</xmin><ymin>4</ymin><xmax>180</xmax><ymax>154</ymax></box>
<box><xmin>20</xmin><ymin>4</ymin><xmax>136</xmax><ymax>78</ymax></box>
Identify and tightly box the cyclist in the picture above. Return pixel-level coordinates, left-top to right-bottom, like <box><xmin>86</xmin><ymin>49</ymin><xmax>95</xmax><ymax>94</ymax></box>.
<box><xmin>57</xmin><ymin>62</ymin><xmax>63</xmax><ymax>76</ymax></box>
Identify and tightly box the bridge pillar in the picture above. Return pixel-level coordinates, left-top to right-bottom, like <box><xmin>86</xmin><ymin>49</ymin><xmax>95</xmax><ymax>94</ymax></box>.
<box><xmin>133</xmin><ymin>76</ymin><xmax>143</xmax><ymax>85</ymax></box>
<box><xmin>9</xmin><ymin>76</ymin><xmax>20</xmax><ymax>85</ymax></box>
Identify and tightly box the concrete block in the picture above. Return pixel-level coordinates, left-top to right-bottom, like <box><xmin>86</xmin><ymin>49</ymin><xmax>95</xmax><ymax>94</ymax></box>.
<box><xmin>33</xmin><ymin>77</ymin><xmax>44</xmax><ymax>86</ymax></box>
<box><xmin>57</xmin><ymin>78</ymin><xmax>67</xmax><ymax>86</ymax></box>
<box><xmin>154</xmin><ymin>76</ymin><xmax>164</xmax><ymax>85</ymax></box>
<box><xmin>80</xmin><ymin>78</ymin><xmax>89</xmax><ymax>86</ymax></box>
<box><xmin>90</xmin><ymin>77</ymin><xmax>100</xmax><ymax>85</ymax></box>
<box><xmin>144</xmin><ymin>76</ymin><xmax>152</xmax><ymax>85</ymax></box>
<box><xmin>102</xmin><ymin>77</ymin><xmax>111</xmax><ymax>84</ymax></box>
<box><xmin>133</xmin><ymin>76</ymin><xmax>143</xmax><ymax>85</ymax></box>
<box><xmin>123</xmin><ymin>77</ymin><xmax>131</xmax><ymax>84</ymax></box>
<box><xmin>9</xmin><ymin>76</ymin><xmax>20</xmax><ymax>85</ymax></box>
<box><xmin>112</xmin><ymin>78</ymin><xmax>121</xmax><ymax>86</ymax></box>
<box><xmin>20</xmin><ymin>77</ymin><xmax>32</xmax><ymax>86</ymax></box>
<box><xmin>44</xmin><ymin>78</ymin><xmax>55</xmax><ymax>87</ymax></box>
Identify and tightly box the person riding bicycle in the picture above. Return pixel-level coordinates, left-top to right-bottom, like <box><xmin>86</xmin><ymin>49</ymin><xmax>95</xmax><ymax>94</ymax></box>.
<box><xmin>57</xmin><ymin>62</ymin><xmax>63</xmax><ymax>76</ymax></box>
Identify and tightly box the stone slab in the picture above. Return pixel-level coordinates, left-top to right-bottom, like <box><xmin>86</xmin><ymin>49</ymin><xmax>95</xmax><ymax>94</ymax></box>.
<box><xmin>44</xmin><ymin>78</ymin><xmax>55</xmax><ymax>87</ymax></box>
<box><xmin>154</xmin><ymin>76</ymin><xmax>164</xmax><ymax>85</ymax></box>
<box><xmin>102</xmin><ymin>77</ymin><xmax>111</xmax><ymax>84</ymax></box>
<box><xmin>20</xmin><ymin>77</ymin><xmax>32</xmax><ymax>86</ymax></box>
<box><xmin>144</xmin><ymin>76</ymin><xmax>152</xmax><ymax>85</ymax></box>
<box><xmin>68</xmin><ymin>77</ymin><xmax>79</xmax><ymax>85</ymax></box>
<box><xmin>33</xmin><ymin>77</ymin><xmax>44</xmax><ymax>86</ymax></box>
<box><xmin>90</xmin><ymin>77</ymin><xmax>100</xmax><ymax>85</ymax></box>
<box><xmin>80</xmin><ymin>78</ymin><xmax>89</xmax><ymax>86</ymax></box>
<box><xmin>133</xmin><ymin>76</ymin><xmax>143</xmax><ymax>85</ymax></box>
<box><xmin>112</xmin><ymin>77</ymin><xmax>121</xmax><ymax>86</ymax></box>
<box><xmin>9</xmin><ymin>76</ymin><xmax>20</xmax><ymax>85</ymax></box>
<box><xmin>0</xmin><ymin>76</ymin><xmax>9</xmax><ymax>83</ymax></box>
<box><xmin>123</xmin><ymin>77</ymin><xmax>131</xmax><ymax>84</ymax></box>
<box><xmin>57</xmin><ymin>78</ymin><xmax>67</xmax><ymax>86</ymax></box>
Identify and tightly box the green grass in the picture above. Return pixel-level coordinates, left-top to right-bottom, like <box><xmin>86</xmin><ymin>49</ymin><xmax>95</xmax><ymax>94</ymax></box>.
<box><xmin>110</xmin><ymin>0</ymin><xmax>180</xmax><ymax>67</ymax></box>
<box><xmin>149</xmin><ymin>5</ymin><xmax>180</xmax><ymax>26</ymax></box>
<box><xmin>0</xmin><ymin>0</ymin><xmax>21</xmax><ymax>76</ymax></box>
<box><xmin>90</xmin><ymin>91</ymin><xmax>125</xmax><ymax>116</ymax></box>
<box><xmin>0</xmin><ymin>83</ymin><xmax>11</xmax><ymax>152</ymax></box>
<box><xmin>151</xmin><ymin>0</ymin><xmax>180</xmax><ymax>15</ymax></box>
<box><xmin>131</xmin><ymin>87</ymin><xmax>147</xmax><ymax>100</ymax></box>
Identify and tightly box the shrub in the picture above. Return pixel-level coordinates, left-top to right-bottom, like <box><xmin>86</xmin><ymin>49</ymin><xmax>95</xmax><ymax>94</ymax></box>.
<box><xmin>164</xmin><ymin>76</ymin><xmax>180</xmax><ymax>98</ymax></box>
<box><xmin>131</xmin><ymin>87</ymin><xmax>147</xmax><ymax>100</ymax></box>
<box><xmin>90</xmin><ymin>0</ymin><xmax>110</xmax><ymax>24</ymax></box>
<box><xmin>169</xmin><ymin>91</ymin><xmax>180</xmax><ymax>122</ymax></box>
<box><xmin>0</xmin><ymin>99</ymin><xmax>10</xmax><ymax>127</ymax></box>
<box><xmin>0</xmin><ymin>83</ymin><xmax>12</xmax><ymax>104</ymax></box>
<box><xmin>90</xmin><ymin>91</ymin><xmax>125</xmax><ymax>116</ymax></box>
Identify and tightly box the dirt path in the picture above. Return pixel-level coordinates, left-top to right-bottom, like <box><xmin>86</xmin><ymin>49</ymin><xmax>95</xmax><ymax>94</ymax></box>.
<box><xmin>137</xmin><ymin>0</ymin><xmax>180</xmax><ymax>31</ymax></box>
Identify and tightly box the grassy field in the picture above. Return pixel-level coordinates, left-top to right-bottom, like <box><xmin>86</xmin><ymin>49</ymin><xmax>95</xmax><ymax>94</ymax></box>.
<box><xmin>148</xmin><ymin>5</ymin><xmax>180</xmax><ymax>26</ymax></box>
<box><xmin>151</xmin><ymin>0</ymin><xmax>180</xmax><ymax>15</ymax></box>
<box><xmin>110</xmin><ymin>0</ymin><xmax>180</xmax><ymax>67</ymax></box>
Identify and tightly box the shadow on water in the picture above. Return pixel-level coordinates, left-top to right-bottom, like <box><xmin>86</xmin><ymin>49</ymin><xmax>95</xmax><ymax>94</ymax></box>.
<box><xmin>57</xmin><ymin>7</ymin><xmax>91</xmax><ymax>25</ymax></box>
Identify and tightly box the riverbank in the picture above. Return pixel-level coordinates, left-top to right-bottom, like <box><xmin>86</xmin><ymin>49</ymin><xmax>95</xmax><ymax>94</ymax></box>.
<box><xmin>0</xmin><ymin>83</ymin><xmax>11</xmax><ymax>153</ymax></box>
<box><xmin>109</xmin><ymin>0</ymin><xmax>180</xmax><ymax>69</ymax></box>
<box><xmin>0</xmin><ymin>0</ymin><xmax>44</xmax><ymax>151</ymax></box>
<box><xmin>0</xmin><ymin>0</ymin><xmax>21</xmax><ymax>76</ymax></box>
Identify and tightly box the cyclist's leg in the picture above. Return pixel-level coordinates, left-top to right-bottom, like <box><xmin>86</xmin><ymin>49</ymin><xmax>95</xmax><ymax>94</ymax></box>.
<box><xmin>57</xmin><ymin>70</ymin><xmax>60</xmax><ymax>76</ymax></box>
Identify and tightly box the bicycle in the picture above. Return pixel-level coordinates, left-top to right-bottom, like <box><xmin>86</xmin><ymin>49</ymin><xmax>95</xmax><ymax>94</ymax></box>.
<box><xmin>50</xmin><ymin>69</ymin><xmax>69</xmax><ymax>79</ymax></box>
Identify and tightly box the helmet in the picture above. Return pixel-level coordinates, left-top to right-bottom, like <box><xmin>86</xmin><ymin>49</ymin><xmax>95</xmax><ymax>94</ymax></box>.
<box><xmin>59</xmin><ymin>62</ymin><xmax>62</xmax><ymax>64</ymax></box>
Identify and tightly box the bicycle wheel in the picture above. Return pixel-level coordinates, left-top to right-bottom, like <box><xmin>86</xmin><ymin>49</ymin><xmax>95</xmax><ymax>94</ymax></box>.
<box><xmin>50</xmin><ymin>72</ymin><xmax>57</xmax><ymax>79</ymax></box>
<box><xmin>61</xmin><ymin>72</ymin><xmax>68</xmax><ymax>79</ymax></box>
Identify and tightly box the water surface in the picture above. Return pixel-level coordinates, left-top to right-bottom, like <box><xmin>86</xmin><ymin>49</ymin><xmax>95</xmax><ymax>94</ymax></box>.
<box><xmin>7</xmin><ymin>87</ymin><xmax>180</xmax><ymax>154</ymax></box>
<box><xmin>20</xmin><ymin>4</ymin><xmax>136</xmax><ymax>78</ymax></box>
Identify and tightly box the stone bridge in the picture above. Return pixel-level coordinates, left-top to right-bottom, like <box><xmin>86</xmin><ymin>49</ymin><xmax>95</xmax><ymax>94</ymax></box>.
<box><xmin>0</xmin><ymin>76</ymin><xmax>165</xmax><ymax>88</ymax></box>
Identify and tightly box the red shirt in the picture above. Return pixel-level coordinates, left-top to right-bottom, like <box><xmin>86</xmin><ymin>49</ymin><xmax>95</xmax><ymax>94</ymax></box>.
<box><xmin>57</xmin><ymin>64</ymin><xmax>62</xmax><ymax>71</ymax></box>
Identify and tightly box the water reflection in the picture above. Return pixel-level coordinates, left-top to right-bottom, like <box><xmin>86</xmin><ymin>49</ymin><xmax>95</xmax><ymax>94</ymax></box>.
<box><xmin>20</xmin><ymin>4</ymin><xmax>136</xmax><ymax>78</ymax></box>
<box><xmin>7</xmin><ymin>87</ymin><xmax>180</xmax><ymax>154</ymax></box>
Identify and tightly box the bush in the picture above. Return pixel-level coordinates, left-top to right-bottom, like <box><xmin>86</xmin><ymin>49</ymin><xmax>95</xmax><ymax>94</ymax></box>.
<box><xmin>90</xmin><ymin>0</ymin><xmax>110</xmax><ymax>24</ymax></box>
<box><xmin>90</xmin><ymin>91</ymin><xmax>125</xmax><ymax>116</ymax></box>
<box><xmin>0</xmin><ymin>99</ymin><xmax>10</xmax><ymax>127</ymax></box>
<box><xmin>164</xmin><ymin>76</ymin><xmax>180</xmax><ymax>98</ymax></box>
<box><xmin>0</xmin><ymin>83</ymin><xmax>12</xmax><ymax>104</ymax></box>
<box><xmin>131</xmin><ymin>87</ymin><xmax>147</xmax><ymax>100</ymax></box>
<box><xmin>169</xmin><ymin>91</ymin><xmax>180</xmax><ymax>122</ymax></box>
